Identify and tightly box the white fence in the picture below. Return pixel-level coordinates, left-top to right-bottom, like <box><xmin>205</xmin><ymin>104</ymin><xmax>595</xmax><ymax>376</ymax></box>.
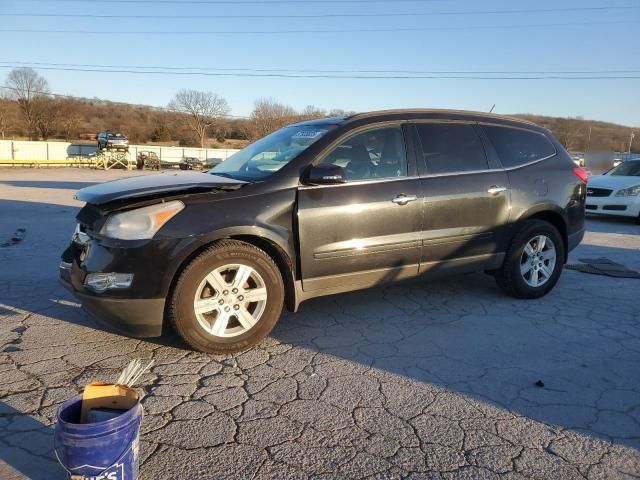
<box><xmin>0</xmin><ymin>140</ymin><xmax>239</xmax><ymax>164</ymax></box>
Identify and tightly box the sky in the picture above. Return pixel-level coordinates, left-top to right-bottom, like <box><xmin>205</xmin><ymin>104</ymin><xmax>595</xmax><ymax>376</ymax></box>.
<box><xmin>1</xmin><ymin>0</ymin><xmax>640</xmax><ymax>126</ymax></box>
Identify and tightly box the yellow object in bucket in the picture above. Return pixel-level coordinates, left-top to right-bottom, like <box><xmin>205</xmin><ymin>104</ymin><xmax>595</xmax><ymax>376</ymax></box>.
<box><xmin>81</xmin><ymin>382</ymin><xmax>139</xmax><ymax>423</ymax></box>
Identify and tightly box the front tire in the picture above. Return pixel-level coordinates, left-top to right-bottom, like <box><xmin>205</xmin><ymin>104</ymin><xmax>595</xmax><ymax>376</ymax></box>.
<box><xmin>168</xmin><ymin>240</ymin><xmax>284</xmax><ymax>353</ymax></box>
<box><xmin>495</xmin><ymin>219</ymin><xmax>565</xmax><ymax>299</ymax></box>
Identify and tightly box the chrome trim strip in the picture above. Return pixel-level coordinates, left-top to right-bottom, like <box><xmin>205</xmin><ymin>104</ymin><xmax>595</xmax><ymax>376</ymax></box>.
<box><xmin>314</xmin><ymin>240</ymin><xmax>421</xmax><ymax>259</ymax></box>
<box><xmin>502</xmin><ymin>153</ymin><xmax>557</xmax><ymax>171</ymax></box>
<box><xmin>299</xmin><ymin>153</ymin><xmax>555</xmax><ymax>184</ymax></box>
<box><xmin>300</xmin><ymin>153</ymin><xmax>555</xmax><ymax>185</ymax></box>
<box><xmin>419</xmin><ymin>169</ymin><xmax>497</xmax><ymax>179</ymax></box>
<box><xmin>299</xmin><ymin>176</ymin><xmax>420</xmax><ymax>189</ymax></box>
<box><xmin>418</xmin><ymin>154</ymin><xmax>556</xmax><ymax>179</ymax></box>
<box><xmin>300</xmin><ymin>156</ymin><xmax>555</xmax><ymax>185</ymax></box>
<box><xmin>421</xmin><ymin>232</ymin><xmax>492</xmax><ymax>246</ymax></box>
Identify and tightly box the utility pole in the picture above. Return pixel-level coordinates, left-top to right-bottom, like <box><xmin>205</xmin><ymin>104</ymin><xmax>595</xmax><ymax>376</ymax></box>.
<box><xmin>629</xmin><ymin>132</ymin><xmax>636</xmax><ymax>154</ymax></box>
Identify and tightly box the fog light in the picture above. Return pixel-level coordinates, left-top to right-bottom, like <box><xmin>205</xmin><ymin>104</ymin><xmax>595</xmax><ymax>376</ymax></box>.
<box><xmin>85</xmin><ymin>273</ymin><xmax>133</xmax><ymax>293</ymax></box>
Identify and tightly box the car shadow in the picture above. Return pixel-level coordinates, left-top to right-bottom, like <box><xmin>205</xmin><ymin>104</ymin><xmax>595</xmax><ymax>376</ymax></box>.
<box><xmin>1</xmin><ymin>198</ymin><xmax>638</xmax><ymax>452</ymax></box>
<box><xmin>0</xmin><ymin>403</ymin><xmax>65</xmax><ymax>480</ymax></box>
<box><xmin>269</xmin><ymin>250</ymin><xmax>640</xmax><ymax>449</ymax></box>
<box><xmin>4</xmin><ymin>242</ymin><xmax>639</xmax><ymax>450</ymax></box>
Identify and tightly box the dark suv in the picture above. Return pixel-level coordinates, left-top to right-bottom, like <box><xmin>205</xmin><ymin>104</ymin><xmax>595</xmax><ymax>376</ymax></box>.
<box><xmin>60</xmin><ymin>110</ymin><xmax>586</xmax><ymax>353</ymax></box>
<box><xmin>97</xmin><ymin>131</ymin><xmax>129</xmax><ymax>151</ymax></box>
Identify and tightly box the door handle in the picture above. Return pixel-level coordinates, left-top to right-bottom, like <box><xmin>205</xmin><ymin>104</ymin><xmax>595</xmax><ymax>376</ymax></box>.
<box><xmin>487</xmin><ymin>186</ymin><xmax>508</xmax><ymax>195</ymax></box>
<box><xmin>392</xmin><ymin>194</ymin><xmax>418</xmax><ymax>205</ymax></box>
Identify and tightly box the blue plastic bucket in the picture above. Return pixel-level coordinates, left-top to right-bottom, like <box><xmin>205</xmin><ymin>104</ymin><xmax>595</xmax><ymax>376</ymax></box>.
<box><xmin>55</xmin><ymin>394</ymin><xmax>143</xmax><ymax>480</ymax></box>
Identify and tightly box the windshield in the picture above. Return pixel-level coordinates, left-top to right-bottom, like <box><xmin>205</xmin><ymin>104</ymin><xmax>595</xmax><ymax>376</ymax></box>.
<box><xmin>211</xmin><ymin>124</ymin><xmax>336</xmax><ymax>181</ymax></box>
<box><xmin>608</xmin><ymin>161</ymin><xmax>640</xmax><ymax>176</ymax></box>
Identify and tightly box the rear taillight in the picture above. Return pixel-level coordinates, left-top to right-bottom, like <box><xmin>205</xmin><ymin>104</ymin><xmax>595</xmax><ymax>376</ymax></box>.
<box><xmin>572</xmin><ymin>167</ymin><xmax>589</xmax><ymax>184</ymax></box>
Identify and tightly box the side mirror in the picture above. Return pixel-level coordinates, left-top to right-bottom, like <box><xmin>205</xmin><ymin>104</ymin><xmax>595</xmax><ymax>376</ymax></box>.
<box><xmin>303</xmin><ymin>164</ymin><xmax>347</xmax><ymax>185</ymax></box>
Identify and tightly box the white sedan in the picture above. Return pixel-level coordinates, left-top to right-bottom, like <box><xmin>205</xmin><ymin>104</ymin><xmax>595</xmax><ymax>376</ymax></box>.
<box><xmin>586</xmin><ymin>160</ymin><xmax>640</xmax><ymax>221</ymax></box>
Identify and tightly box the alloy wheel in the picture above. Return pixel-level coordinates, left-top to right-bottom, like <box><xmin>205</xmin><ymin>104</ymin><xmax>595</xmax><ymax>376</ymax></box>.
<box><xmin>193</xmin><ymin>264</ymin><xmax>268</xmax><ymax>338</ymax></box>
<box><xmin>520</xmin><ymin>235</ymin><xmax>557</xmax><ymax>288</ymax></box>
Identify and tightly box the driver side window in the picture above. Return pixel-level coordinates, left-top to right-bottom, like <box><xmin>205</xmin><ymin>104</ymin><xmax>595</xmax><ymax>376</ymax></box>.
<box><xmin>321</xmin><ymin>126</ymin><xmax>408</xmax><ymax>182</ymax></box>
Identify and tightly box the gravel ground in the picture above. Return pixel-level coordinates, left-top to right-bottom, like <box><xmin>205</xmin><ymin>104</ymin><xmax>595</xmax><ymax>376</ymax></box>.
<box><xmin>0</xmin><ymin>168</ymin><xmax>639</xmax><ymax>480</ymax></box>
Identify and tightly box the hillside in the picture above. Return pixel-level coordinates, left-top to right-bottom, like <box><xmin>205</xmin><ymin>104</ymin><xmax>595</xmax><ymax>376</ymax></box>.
<box><xmin>513</xmin><ymin>114</ymin><xmax>636</xmax><ymax>153</ymax></box>
<box><xmin>0</xmin><ymin>95</ymin><xmax>637</xmax><ymax>153</ymax></box>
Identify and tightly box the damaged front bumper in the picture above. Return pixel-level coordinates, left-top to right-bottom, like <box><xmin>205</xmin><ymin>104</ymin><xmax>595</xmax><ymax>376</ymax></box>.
<box><xmin>59</xmin><ymin>229</ymin><xmax>166</xmax><ymax>338</ymax></box>
<box><xmin>59</xmin><ymin>274</ymin><xmax>165</xmax><ymax>338</ymax></box>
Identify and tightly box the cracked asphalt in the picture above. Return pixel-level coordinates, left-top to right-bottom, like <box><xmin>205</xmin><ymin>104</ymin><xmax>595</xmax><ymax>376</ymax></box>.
<box><xmin>1</xmin><ymin>168</ymin><xmax>639</xmax><ymax>479</ymax></box>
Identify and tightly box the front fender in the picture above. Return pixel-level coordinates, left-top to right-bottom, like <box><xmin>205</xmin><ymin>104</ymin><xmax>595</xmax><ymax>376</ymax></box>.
<box><xmin>158</xmin><ymin>225</ymin><xmax>298</xmax><ymax>315</ymax></box>
<box><xmin>156</xmin><ymin>187</ymin><xmax>298</xmax><ymax>305</ymax></box>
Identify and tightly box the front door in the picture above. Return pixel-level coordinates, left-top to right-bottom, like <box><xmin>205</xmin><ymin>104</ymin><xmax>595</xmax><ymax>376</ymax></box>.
<box><xmin>297</xmin><ymin>124</ymin><xmax>424</xmax><ymax>293</ymax></box>
<box><xmin>411</xmin><ymin>122</ymin><xmax>511</xmax><ymax>271</ymax></box>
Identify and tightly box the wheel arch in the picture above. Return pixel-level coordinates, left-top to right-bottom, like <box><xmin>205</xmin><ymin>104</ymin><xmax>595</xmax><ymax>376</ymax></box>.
<box><xmin>516</xmin><ymin>205</ymin><xmax>568</xmax><ymax>262</ymax></box>
<box><xmin>164</xmin><ymin>228</ymin><xmax>298</xmax><ymax>318</ymax></box>
<box><xmin>229</xmin><ymin>234</ymin><xmax>297</xmax><ymax>312</ymax></box>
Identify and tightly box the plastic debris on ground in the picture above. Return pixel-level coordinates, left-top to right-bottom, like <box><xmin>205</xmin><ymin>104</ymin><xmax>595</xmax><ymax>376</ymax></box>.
<box><xmin>565</xmin><ymin>257</ymin><xmax>640</xmax><ymax>279</ymax></box>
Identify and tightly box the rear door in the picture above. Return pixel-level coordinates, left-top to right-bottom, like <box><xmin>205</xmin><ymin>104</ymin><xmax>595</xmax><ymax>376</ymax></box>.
<box><xmin>297</xmin><ymin>124</ymin><xmax>424</xmax><ymax>293</ymax></box>
<box><xmin>411</xmin><ymin>122</ymin><xmax>511</xmax><ymax>271</ymax></box>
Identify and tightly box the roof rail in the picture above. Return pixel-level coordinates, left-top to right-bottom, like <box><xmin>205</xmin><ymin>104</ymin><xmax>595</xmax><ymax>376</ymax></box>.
<box><xmin>345</xmin><ymin>109</ymin><xmax>539</xmax><ymax>127</ymax></box>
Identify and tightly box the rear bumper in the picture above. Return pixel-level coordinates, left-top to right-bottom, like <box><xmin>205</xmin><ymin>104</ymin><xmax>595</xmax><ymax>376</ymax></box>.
<box><xmin>59</xmin><ymin>277</ymin><xmax>164</xmax><ymax>338</ymax></box>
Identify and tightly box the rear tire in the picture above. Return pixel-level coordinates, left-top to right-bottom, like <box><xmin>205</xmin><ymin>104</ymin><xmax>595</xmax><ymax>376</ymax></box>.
<box><xmin>168</xmin><ymin>240</ymin><xmax>284</xmax><ymax>353</ymax></box>
<box><xmin>495</xmin><ymin>219</ymin><xmax>565</xmax><ymax>299</ymax></box>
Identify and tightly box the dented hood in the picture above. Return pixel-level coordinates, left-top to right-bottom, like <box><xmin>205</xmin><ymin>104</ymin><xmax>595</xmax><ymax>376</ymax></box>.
<box><xmin>75</xmin><ymin>171</ymin><xmax>247</xmax><ymax>205</ymax></box>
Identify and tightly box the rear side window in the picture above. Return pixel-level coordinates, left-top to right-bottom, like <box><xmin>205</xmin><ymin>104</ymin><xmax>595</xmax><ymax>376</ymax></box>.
<box><xmin>415</xmin><ymin>123</ymin><xmax>488</xmax><ymax>174</ymax></box>
<box><xmin>483</xmin><ymin>125</ymin><xmax>556</xmax><ymax>168</ymax></box>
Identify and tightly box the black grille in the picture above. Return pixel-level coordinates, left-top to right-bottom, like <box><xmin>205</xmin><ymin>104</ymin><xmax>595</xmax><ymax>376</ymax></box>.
<box><xmin>586</xmin><ymin>187</ymin><xmax>612</xmax><ymax>197</ymax></box>
<box><xmin>586</xmin><ymin>205</ymin><xmax>597</xmax><ymax>210</ymax></box>
<box><xmin>603</xmin><ymin>205</ymin><xmax>627</xmax><ymax>211</ymax></box>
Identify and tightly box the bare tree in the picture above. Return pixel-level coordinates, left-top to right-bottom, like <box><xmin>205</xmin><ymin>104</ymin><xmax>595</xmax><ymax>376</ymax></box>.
<box><xmin>168</xmin><ymin>89</ymin><xmax>230</xmax><ymax>148</ymax></box>
<box><xmin>34</xmin><ymin>98</ymin><xmax>60</xmax><ymax>140</ymax></box>
<box><xmin>58</xmin><ymin>99</ymin><xmax>84</xmax><ymax>141</ymax></box>
<box><xmin>328</xmin><ymin>108</ymin><xmax>351</xmax><ymax>117</ymax></box>
<box><xmin>300</xmin><ymin>105</ymin><xmax>326</xmax><ymax>120</ymax></box>
<box><xmin>5</xmin><ymin>67</ymin><xmax>50</xmax><ymax>140</ymax></box>
<box><xmin>248</xmin><ymin>98</ymin><xmax>297</xmax><ymax>140</ymax></box>
<box><xmin>0</xmin><ymin>93</ymin><xmax>16</xmax><ymax>140</ymax></box>
<box><xmin>0</xmin><ymin>107</ymin><xmax>7</xmax><ymax>140</ymax></box>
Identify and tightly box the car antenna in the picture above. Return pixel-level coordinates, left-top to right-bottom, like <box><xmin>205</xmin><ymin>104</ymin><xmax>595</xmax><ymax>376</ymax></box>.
<box><xmin>489</xmin><ymin>104</ymin><xmax>496</xmax><ymax>113</ymax></box>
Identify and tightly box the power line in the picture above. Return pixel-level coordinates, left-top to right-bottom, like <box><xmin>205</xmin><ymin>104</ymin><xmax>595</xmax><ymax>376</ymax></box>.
<box><xmin>3</xmin><ymin>61</ymin><xmax>640</xmax><ymax>76</ymax></box>
<box><xmin>1</xmin><ymin>20</ymin><xmax>637</xmax><ymax>35</ymax></box>
<box><xmin>4</xmin><ymin>6</ymin><xmax>640</xmax><ymax>19</ymax></box>
<box><xmin>1</xmin><ymin>64</ymin><xmax>638</xmax><ymax>80</ymax></box>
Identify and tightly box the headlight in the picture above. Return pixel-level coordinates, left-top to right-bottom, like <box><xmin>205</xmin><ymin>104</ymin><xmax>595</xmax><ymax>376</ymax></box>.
<box><xmin>615</xmin><ymin>185</ymin><xmax>640</xmax><ymax>197</ymax></box>
<box><xmin>101</xmin><ymin>200</ymin><xmax>184</xmax><ymax>240</ymax></box>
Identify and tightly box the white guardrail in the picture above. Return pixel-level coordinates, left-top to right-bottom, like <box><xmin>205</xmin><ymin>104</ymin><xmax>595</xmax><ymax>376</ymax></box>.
<box><xmin>0</xmin><ymin>140</ymin><xmax>239</xmax><ymax>164</ymax></box>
